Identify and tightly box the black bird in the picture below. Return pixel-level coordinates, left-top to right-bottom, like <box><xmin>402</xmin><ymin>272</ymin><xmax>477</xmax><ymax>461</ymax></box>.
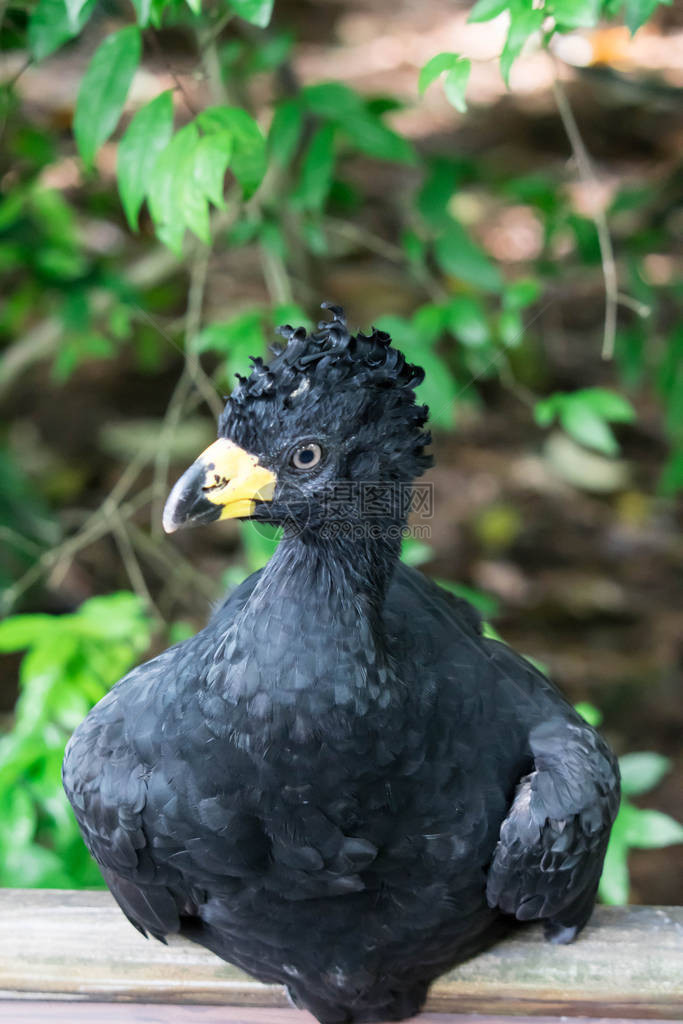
<box><xmin>63</xmin><ymin>305</ymin><xmax>620</xmax><ymax>1024</ymax></box>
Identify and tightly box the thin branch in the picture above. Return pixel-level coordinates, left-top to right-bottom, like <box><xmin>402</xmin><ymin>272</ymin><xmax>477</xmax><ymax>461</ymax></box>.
<box><xmin>2</xmin><ymin>486</ymin><xmax>155</xmax><ymax>613</ymax></box>
<box><xmin>109</xmin><ymin>510</ymin><xmax>164</xmax><ymax>622</ymax></box>
<box><xmin>617</xmin><ymin>292</ymin><xmax>651</xmax><ymax>318</ymax></box>
<box><xmin>324</xmin><ymin>217</ymin><xmax>448</xmax><ymax>303</ymax></box>
<box><xmin>199</xmin><ymin>8</ymin><xmax>235</xmax><ymax>54</ymax></box>
<box><xmin>151</xmin><ymin>245</ymin><xmax>214</xmax><ymax>533</ymax></box>
<box><xmin>325</xmin><ymin>217</ymin><xmax>405</xmax><ymax>263</ymax></box>
<box><xmin>0</xmin><ymin>526</ymin><xmax>45</xmax><ymax>556</ymax></box>
<box><xmin>127</xmin><ymin>523</ymin><xmax>220</xmax><ymax>604</ymax></box>
<box><xmin>260</xmin><ymin>242</ymin><xmax>294</xmax><ymax>306</ymax></box>
<box><xmin>184</xmin><ymin>243</ymin><xmax>222</xmax><ymax>414</ymax></box>
<box><xmin>148</xmin><ymin>30</ymin><xmax>198</xmax><ymax>116</ymax></box>
<box><xmin>130</xmin><ymin>301</ymin><xmax>223</xmax><ymax>414</ymax></box>
<box><xmin>497</xmin><ymin>354</ymin><xmax>538</xmax><ymax>409</ymax></box>
<box><xmin>200</xmin><ymin>28</ymin><xmax>233</xmax><ymax>106</ymax></box>
<box><xmin>550</xmin><ymin>69</ymin><xmax>618</xmax><ymax>361</ymax></box>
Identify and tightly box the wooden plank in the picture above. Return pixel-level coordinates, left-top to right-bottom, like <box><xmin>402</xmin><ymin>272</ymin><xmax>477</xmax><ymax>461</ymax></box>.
<box><xmin>3</xmin><ymin>1007</ymin><xmax>676</xmax><ymax>1024</ymax></box>
<box><xmin>0</xmin><ymin>891</ymin><xmax>681</xmax><ymax>1019</ymax></box>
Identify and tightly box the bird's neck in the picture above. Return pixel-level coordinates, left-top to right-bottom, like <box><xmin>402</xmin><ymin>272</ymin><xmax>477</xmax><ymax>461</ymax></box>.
<box><xmin>209</xmin><ymin>525</ymin><xmax>404</xmax><ymax>724</ymax></box>
<box><xmin>254</xmin><ymin>523</ymin><xmax>401</xmax><ymax>627</ymax></box>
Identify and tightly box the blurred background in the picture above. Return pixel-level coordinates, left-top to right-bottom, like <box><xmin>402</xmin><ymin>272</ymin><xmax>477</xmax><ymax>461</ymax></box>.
<box><xmin>0</xmin><ymin>0</ymin><xmax>681</xmax><ymax>903</ymax></box>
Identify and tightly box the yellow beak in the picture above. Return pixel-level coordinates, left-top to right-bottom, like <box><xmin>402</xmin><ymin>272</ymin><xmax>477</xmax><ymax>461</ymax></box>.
<box><xmin>162</xmin><ymin>438</ymin><xmax>276</xmax><ymax>533</ymax></box>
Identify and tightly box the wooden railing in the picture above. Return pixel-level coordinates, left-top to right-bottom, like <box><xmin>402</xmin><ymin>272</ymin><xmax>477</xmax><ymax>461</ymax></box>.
<box><xmin>1</xmin><ymin>890</ymin><xmax>681</xmax><ymax>1023</ymax></box>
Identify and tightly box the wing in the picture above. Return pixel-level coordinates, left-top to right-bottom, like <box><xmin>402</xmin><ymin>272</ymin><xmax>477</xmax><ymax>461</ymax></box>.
<box><xmin>485</xmin><ymin>715</ymin><xmax>620</xmax><ymax>941</ymax></box>
<box><xmin>62</xmin><ymin>647</ymin><xmax>189</xmax><ymax>940</ymax></box>
<box><xmin>62</xmin><ymin>571</ymin><xmax>264</xmax><ymax>940</ymax></box>
<box><xmin>389</xmin><ymin>565</ymin><xmax>620</xmax><ymax>943</ymax></box>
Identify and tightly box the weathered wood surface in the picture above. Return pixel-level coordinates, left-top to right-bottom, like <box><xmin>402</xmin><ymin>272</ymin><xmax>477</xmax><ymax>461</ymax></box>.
<box><xmin>0</xmin><ymin>891</ymin><xmax>681</xmax><ymax>1020</ymax></box>
<box><xmin>3</xmin><ymin>1008</ymin><xmax>677</xmax><ymax>1024</ymax></box>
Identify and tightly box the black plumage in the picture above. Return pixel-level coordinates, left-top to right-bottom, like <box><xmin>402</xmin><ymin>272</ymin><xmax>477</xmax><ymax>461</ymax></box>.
<box><xmin>63</xmin><ymin>305</ymin><xmax>620</xmax><ymax>1024</ymax></box>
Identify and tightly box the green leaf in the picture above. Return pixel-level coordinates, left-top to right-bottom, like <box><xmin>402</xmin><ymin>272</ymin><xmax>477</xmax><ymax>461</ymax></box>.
<box><xmin>260</xmin><ymin>219</ymin><xmax>286</xmax><ymax>262</ymax></box>
<box><xmin>28</xmin><ymin>0</ymin><xmax>96</xmax><ymax>62</ymax></box>
<box><xmin>143</xmin><ymin>117</ymin><xmax>232</xmax><ymax>248</ymax></box>
<box><xmin>169</xmin><ymin>621</ymin><xmax>195</xmax><ymax>645</ymax></box>
<box><xmin>401</xmin><ymin>539</ymin><xmax>433</xmax><ymax>567</ymax></box>
<box><xmin>574</xmin><ymin>701</ymin><xmax>603</xmax><ymax>728</ymax></box>
<box><xmin>467</xmin><ymin>0</ymin><xmax>509</xmax><ymax>22</ymax></box>
<box><xmin>245</xmin><ymin>29</ymin><xmax>294</xmax><ymax>73</ymax></box>
<box><xmin>374</xmin><ymin>313</ymin><xmax>457</xmax><ymax>428</ymax></box>
<box><xmin>148</xmin><ymin>123</ymin><xmax>199</xmax><ymax>253</ymax></box>
<box><xmin>64</xmin><ymin>0</ymin><xmax>87</xmax><ymax>31</ymax></box>
<box><xmin>418</xmin><ymin>158</ymin><xmax>460</xmax><ymax>228</ymax></box>
<box><xmin>482</xmin><ymin>621</ymin><xmax>504</xmax><ymax>642</ymax></box>
<box><xmin>0</xmin><ymin>615</ymin><xmax>56</xmax><ymax>652</ymax></box>
<box><xmin>435</xmin><ymin>220</ymin><xmax>502</xmax><ymax>293</ymax></box>
<box><xmin>659</xmin><ymin>445</ymin><xmax>683</xmax><ymax>497</ymax></box>
<box><xmin>437</xmin><ymin>580</ymin><xmax>500</xmax><ymax>618</ymax></box>
<box><xmin>156</xmin><ymin>221</ymin><xmax>185</xmax><ymax>255</ymax></box>
<box><xmin>130</xmin><ymin>0</ymin><xmax>152</xmax><ymax>26</ymax></box>
<box><xmin>181</xmin><ymin>177</ymin><xmax>210</xmax><ymax>245</ymax></box>
<box><xmin>117</xmin><ymin>91</ymin><xmax>174</xmax><ymax>231</ymax></box>
<box><xmin>148</xmin><ymin>124</ymin><xmax>197</xmax><ymax>227</ymax></box>
<box><xmin>574</xmin><ymin>388</ymin><xmax>636</xmax><ymax>424</ymax></box>
<box><xmin>302</xmin><ymin>218</ymin><xmax>327</xmax><ymax>255</ymax></box>
<box><xmin>498</xmin><ymin>309</ymin><xmax>523</xmax><ymax>348</ymax></box>
<box><xmin>228</xmin><ymin>0</ymin><xmax>274</xmax><ymax>27</ymax></box>
<box><xmin>419</xmin><ymin>52</ymin><xmax>459</xmax><ymax>95</ymax></box>
<box><xmin>192</xmin><ymin>324</ymin><xmax>235</xmax><ymax>356</ymax></box>
<box><xmin>624</xmin><ymin>0</ymin><xmax>671</xmax><ymax>35</ymax></box>
<box><xmin>599</xmin><ymin>836</ymin><xmax>630</xmax><ymax>904</ymax></box>
<box><xmin>447</xmin><ymin>296</ymin><xmax>490</xmax><ymax>347</ymax></box>
<box><xmin>551</xmin><ymin>0</ymin><xmax>599</xmax><ymax>28</ymax></box>
<box><xmin>443</xmin><ymin>60</ymin><xmax>471</xmax><ymax>113</ymax></box>
<box><xmin>341</xmin><ymin>110</ymin><xmax>416</xmax><ymax>165</ymax></box>
<box><xmin>293</xmin><ymin>124</ymin><xmax>336</xmax><ymax>210</ymax></box>
<box><xmin>622</xmin><ymin>807</ymin><xmax>683</xmax><ymax>849</ymax></box>
<box><xmin>184</xmin><ymin>0</ymin><xmax>200</xmax><ymax>13</ymax></box>
<box><xmin>270</xmin><ymin>303</ymin><xmax>312</xmax><ymax>332</ymax></box>
<box><xmin>78</xmin><ymin>592</ymin><xmax>149</xmax><ymax>643</ymax></box>
<box><xmin>302</xmin><ymin>82</ymin><xmax>364</xmax><ymax>120</ymax></box>
<box><xmin>616</xmin><ymin>325</ymin><xmax>646</xmax><ymax>389</ymax></box>
<box><xmin>504</xmin><ymin>277</ymin><xmax>541</xmax><ymax>310</ymax></box>
<box><xmin>412</xmin><ymin>303</ymin><xmax>449</xmax><ymax>344</ymax></box>
<box><xmin>198</xmin><ymin>106</ymin><xmax>266</xmax><ymax>197</ymax></box>
<box><xmin>241</xmin><ymin>521</ymin><xmax>281</xmax><ymax>571</ymax></box>
<box><xmin>500</xmin><ymin>6</ymin><xmax>544</xmax><ymax>87</ymax></box>
<box><xmin>73</xmin><ymin>26</ymin><xmax>142</xmax><ymax>168</ymax></box>
<box><xmin>302</xmin><ymin>82</ymin><xmax>415</xmax><ymax>165</ymax></box>
<box><xmin>268</xmin><ymin>98</ymin><xmax>303</xmax><ymax>166</ymax></box>
<box><xmin>192</xmin><ymin>310</ymin><xmax>265</xmax><ymax>381</ymax></box>
<box><xmin>193</xmin><ymin>132</ymin><xmax>233</xmax><ymax>209</ymax></box>
<box><xmin>0</xmin><ymin>190</ymin><xmax>26</xmax><ymax>232</ymax></box>
<box><xmin>560</xmin><ymin>401</ymin><xmax>619</xmax><ymax>456</ymax></box>
<box><xmin>402</xmin><ymin>229</ymin><xmax>426</xmax><ymax>269</ymax></box>
<box><xmin>619</xmin><ymin>752</ymin><xmax>671</xmax><ymax>796</ymax></box>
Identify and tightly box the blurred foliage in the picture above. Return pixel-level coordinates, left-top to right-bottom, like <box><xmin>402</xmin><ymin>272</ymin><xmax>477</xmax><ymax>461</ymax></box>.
<box><xmin>0</xmin><ymin>593</ymin><xmax>153</xmax><ymax>886</ymax></box>
<box><xmin>0</xmin><ymin>0</ymin><xmax>680</xmax><ymax>483</ymax></box>
<box><xmin>576</xmin><ymin>704</ymin><xmax>683</xmax><ymax>905</ymax></box>
<box><xmin>0</xmin><ymin>0</ymin><xmax>681</xmax><ymax>892</ymax></box>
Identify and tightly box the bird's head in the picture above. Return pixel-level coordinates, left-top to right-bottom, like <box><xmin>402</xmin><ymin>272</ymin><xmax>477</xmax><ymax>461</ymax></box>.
<box><xmin>163</xmin><ymin>304</ymin><xmax>432</xmax><ymax>535</ymax></box>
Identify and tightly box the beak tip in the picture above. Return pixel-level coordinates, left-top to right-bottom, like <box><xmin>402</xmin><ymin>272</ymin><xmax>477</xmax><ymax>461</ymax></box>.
<box><xmin>162</xmin><ymin>477</ymin><xmax>185</xmax><ymax>534</ymax></box>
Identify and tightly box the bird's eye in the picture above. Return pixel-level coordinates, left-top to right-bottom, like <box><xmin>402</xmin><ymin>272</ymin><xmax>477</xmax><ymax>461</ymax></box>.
<box><xmin>291</xmin><ymin>443</ymin><xmax>323</xmax><ymax>471</ymax></box>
